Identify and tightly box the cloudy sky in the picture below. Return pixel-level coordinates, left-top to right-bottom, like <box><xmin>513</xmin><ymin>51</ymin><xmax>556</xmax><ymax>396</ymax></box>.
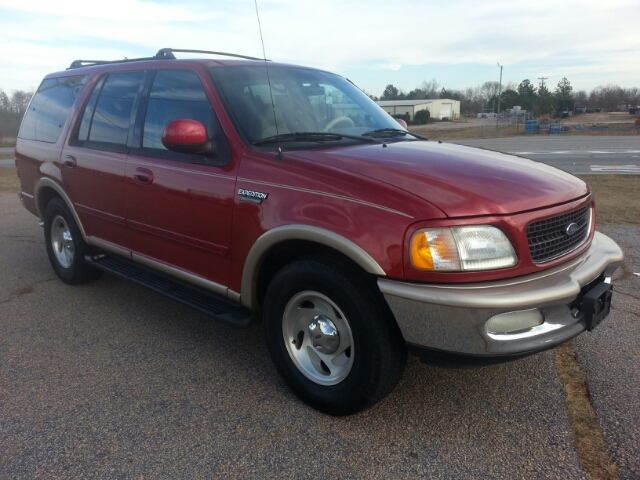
<box><xmin>1</xmin><ymin>0</ymin><xmax>638</xmax><ymax>97</ymax></box>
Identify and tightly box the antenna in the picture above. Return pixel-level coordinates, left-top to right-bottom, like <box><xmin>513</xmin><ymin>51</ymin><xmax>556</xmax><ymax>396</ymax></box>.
<box><xmin>254</xmin><ymin>0</ymin><xmax>284</xmax><ymax>161</ymax></box>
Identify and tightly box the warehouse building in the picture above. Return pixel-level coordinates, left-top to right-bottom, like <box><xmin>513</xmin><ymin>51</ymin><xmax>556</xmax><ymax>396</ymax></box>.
<box><xmin>375</xmin><ymin>99</ymin><xmax>461</xmax><ymax>121</ymax></box>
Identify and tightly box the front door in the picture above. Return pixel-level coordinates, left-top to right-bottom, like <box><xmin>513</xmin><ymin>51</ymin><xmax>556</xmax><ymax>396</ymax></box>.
<box><xmin>125</xmin><ymin>69</ymin><xmax>237</xmax><ymax>287</ymax></box>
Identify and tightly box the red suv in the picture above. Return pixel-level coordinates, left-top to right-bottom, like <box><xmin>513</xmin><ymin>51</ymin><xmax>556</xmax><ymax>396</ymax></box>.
<box><xmin>15</xmin><ymin>49</ymin><xmax>623</xmax><ymax>415</ymax></box>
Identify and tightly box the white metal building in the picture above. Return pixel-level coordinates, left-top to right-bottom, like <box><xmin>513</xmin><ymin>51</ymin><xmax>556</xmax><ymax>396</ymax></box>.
<box><xmin>375</xmin><ymin>99</ymin><xmax>461</xmax><ymax>121</ymax></box>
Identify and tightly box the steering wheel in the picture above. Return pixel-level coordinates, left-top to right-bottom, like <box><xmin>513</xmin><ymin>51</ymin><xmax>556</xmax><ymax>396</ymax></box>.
<box><xmin>323</xmin><ymin>116</ymin><xmax>355</xmax><ymax>131</ymax></box>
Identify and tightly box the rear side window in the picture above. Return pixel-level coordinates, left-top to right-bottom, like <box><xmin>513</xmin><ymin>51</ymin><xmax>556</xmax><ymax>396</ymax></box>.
<box><xmin>19</xmin><ymin>75</ymin><xmax>87</xmax><ymax>143</ymax></box>
<box><xmin>77</xmin><ymin>71</ymin><xmax>145</xmax><ymax>147</ymax></box>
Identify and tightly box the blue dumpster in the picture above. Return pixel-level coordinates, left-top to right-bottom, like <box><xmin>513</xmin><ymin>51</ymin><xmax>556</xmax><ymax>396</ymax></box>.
<box><xmin>525</xmin><ymin>120</ymin><xmax>538</xmax><ymax>133</ymax></box>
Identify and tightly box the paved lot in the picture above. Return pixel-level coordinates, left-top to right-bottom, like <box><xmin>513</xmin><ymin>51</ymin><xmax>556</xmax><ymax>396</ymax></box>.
<box><xmin>448</xmin><ymin>136</ymin><xmax>640</xmax><ymax>174</ymax></box>
<box><xmin>1</xmin><ymin>192</ymin><xmax>638</xmax><ymax>479</ymax></box>
<box><xmin>575</xmin><ymin>225</ymin><xmax>640</xmax><ymax>480</ymax></box>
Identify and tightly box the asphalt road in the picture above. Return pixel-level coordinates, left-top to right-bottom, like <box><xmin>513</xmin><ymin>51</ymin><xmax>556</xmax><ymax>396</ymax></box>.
<box><xmin>1</xmin><ymin>147</ymin><xmax>15</xmax><ymax>168</ymax></box>
<box><xmin>449</xmin><ymin>136</ymin><xmax>640</xmax><ymax>174</ymax></box>
<box><xmin>1</xmin><ymin>192</ymin><xmax>639</xmax><ymax>478</ymax></box>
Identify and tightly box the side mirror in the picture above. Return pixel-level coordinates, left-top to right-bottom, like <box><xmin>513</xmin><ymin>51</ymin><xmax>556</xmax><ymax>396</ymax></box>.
<box><xmin>161</xmin><ymin>119</ymin><xmax>213</xmax><ymax>155</ymax></box>
<box><xmin>395</xmin><ymin>118</ymin><xmax>408</xmax><ymax>129</ymax></box>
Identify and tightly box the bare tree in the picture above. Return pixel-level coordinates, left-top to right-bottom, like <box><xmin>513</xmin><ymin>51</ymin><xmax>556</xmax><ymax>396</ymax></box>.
<box><xmin>11</xmin><ymin>89</ymin><xmax>33</xmax><ymax>115</ymax></box>
<box><xmin>590</xmin><ymin>85</ymin><xmax>626</xmax><ymax>111</ymax></box>
<box><xmin>420</xmin><ymin>79</ymin><xmax>440</xmax><ymax>99</ymax></box>
<box><xmin>0</xmin><ymin>89</ymin><xmax>10</xmax><ymax>111</ymax></box>
<box><xmin>1</xmin><ymin>88</ymin><xmax>33</xmax><ymax>138</ymax></box>
<box><xmin>624</xmin><ymin>87</ymin><xmax>639</xmax><ymax>106</ymax></box>
<box><xmin>573</xmin><ymin>90</ymin><xmax>588</xmax><ymax>107</ymax></box>
<box><xmin>480</xmin><ymin>81</ymin><xmax>500</xmax><ymax>102</ymax></box>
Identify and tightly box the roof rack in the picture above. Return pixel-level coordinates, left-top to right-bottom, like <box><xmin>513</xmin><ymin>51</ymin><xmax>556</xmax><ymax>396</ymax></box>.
<box><xmin>68</xmin><ymin>48</ymin><xmax>269</xmax><ymax>69</ymax></box>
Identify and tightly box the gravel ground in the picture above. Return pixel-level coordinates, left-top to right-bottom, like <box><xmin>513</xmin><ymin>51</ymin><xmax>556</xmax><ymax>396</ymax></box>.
<box><xmin>1</xmin><ymin>192</ymin><xmax>634</xmax><ymax>479</ymax></box>
<box><xmin>573</xmin><ymin>225</ymin><xmax>640</xmax><ymax>480</ymax></box>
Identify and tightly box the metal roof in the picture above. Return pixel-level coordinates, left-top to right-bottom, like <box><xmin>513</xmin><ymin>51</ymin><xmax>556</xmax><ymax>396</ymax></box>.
<box><xmin>375</xmin><ymin>99</ymin><xmax>457</xmax><ymax>106</ymax></box>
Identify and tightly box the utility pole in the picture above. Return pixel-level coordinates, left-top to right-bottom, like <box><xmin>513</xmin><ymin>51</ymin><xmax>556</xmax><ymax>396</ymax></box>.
<box><xmin>538</xmin><ymin>77</ymin><xmax>548</xmax><ymax>90</ymax></box>
<box><xmin>496</xmin><ymin>63</ymin><xmax>503</xmax><ymax>130</ymax></box>
<box><xmin>538</xmin><ymin>77</ymin><xmax>548</xmax><ymax>117</ymax></box>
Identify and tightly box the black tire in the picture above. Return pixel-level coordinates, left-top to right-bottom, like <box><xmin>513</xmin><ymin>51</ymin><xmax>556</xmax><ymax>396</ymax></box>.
<box><xmin>263</xmin><ymin>256</ymin><xmax>407</xmax><ymax>416</ymax></box>
<box><xmin>43</xmin><ymin>197</ymin><xmax>102</xmax><ymax>285</ymax></box>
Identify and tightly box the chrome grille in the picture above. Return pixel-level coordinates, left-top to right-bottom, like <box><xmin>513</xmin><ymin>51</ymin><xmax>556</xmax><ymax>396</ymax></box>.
<box><xmin>527</xmin><ymin>205</ymin><xmax>591</xmax><ymax>263</ymax></box>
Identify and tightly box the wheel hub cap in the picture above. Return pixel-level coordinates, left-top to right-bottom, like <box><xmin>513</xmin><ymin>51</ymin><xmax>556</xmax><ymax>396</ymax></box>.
<box><xmin>62</xmin><ymin>231</ymin><xmax>73</xmax><ymax>251</ymax></box>
<box><xmin>282</xmin><ymin>291</ymin><xmax>354</xmax><ymax>386</ymax></box>
<box><xmin>309</xmin><ymin>315</ymin><xmax>340</xmax><ymax>354</ymax></box>
<box><xmin>51</xmin><ymin>215</ymin><xmax>74</xmax><ymax>269</ymax></box>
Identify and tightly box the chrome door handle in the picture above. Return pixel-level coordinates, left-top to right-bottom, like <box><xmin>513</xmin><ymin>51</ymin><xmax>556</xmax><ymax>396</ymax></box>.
<box><xmin>63</xmin><ymin>155</ymin><xmax>77</xmax><ymax>168</ymax></box>
<box><xmin>133</xmin><ymin>167</ymin><xmax>154</xmax><ymax>185</ymax></box>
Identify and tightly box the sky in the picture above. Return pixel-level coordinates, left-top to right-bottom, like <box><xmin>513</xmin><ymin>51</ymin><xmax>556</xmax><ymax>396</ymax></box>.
<box><xmin>1</xmin><ymin>0</ymin><xmax>639</xmax><ymax>97</ymax></box>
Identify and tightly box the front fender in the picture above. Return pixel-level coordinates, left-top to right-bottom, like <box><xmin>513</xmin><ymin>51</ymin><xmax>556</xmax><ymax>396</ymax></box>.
<box><xmin>240</xmin><ymin>224</ymin><xmax>386</xmax><ymax>310</ymax></box>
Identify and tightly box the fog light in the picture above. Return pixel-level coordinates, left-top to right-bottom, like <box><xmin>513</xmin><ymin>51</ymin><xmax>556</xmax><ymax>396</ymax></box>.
<box><xmin>485</xmin><ymin>309</ymin><xmax>544</xmax><ymax>334</ymax></box>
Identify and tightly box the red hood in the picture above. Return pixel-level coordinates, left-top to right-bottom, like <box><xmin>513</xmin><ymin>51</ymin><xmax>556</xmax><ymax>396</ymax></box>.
<box><xmin>290</xmin><ymin>141</ymin><xmax>589</xmax><ymax>218</ymax></box>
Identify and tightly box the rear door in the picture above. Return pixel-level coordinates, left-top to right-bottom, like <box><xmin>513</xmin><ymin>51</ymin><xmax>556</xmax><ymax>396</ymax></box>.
<box><xmin>62</xmin><ymin>70</ymin><xmax>147</xmax><ymax>250</ymax></box>
<box><xmin>125</xmin><ymin>68</ymin><xmax>237</xmax><ymax>287</ymax></box>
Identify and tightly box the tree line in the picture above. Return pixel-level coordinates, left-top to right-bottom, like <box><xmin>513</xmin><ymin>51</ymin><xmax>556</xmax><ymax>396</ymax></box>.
<box><xmin>375</xmin><ymin>78</ymin><xmax>640</xmax><ymax>116</ymax></box>
<box><xmin>0</xmin><ymin>88</ymin><xmax>33</xmax><ymax>139</ymax></box>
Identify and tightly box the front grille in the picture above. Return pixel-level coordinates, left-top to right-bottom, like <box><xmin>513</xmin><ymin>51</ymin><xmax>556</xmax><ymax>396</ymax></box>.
<box><xmin>527</xmin><ymin>205</ymin><xmax>591</xmax><ymax>263</ymax></box>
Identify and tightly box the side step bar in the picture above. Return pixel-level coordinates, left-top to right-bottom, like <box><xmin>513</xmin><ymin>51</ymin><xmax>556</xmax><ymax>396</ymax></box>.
<box><xmin>85</xmin><ymin>252</ymin><xmax>258</xmax><ymax>328</ymax></box>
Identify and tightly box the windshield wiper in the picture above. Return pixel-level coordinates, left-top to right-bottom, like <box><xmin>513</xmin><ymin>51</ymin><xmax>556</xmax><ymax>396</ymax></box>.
<box><xmin>362</xmin><ymin>128</ymin><xmax>409</xmax><ymax>137</ymax></box>
<box><xmin>253</xmin><ymin>132</ymin><xmax>379</xmax><ymax>146</ymax></box>
<box><xmin>362</xmin><ymin>128</ymin><xmax>428</xmax><ymax>140</ymax></box>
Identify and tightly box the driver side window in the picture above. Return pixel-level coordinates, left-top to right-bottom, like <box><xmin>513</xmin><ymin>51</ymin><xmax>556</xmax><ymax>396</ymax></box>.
<box><xmin>142</xmin><ymin>70</ymin><xmax>212</xmax><ymax>150</ymax></box>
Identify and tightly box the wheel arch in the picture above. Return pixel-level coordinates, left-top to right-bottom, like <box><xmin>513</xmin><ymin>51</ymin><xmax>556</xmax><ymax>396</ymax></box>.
<box><xmin>34</xmin><ymin>178</ymin><xmax>87</xmax><ymax>240</ymax></box>
<box><xmin>241</xmin><ymin>225</ymin><xmax>386</xmax><ymax>310</ymax></box>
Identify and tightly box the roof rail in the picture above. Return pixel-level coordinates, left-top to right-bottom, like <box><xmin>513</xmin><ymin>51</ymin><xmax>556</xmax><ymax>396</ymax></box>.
<box><xmin>68</xmin><ymin>48</ymin><xmax>267</xmax><ymax>69</ymax></box>
<box><xmin>157</xmin><ymin>48</ymin><xmax>269</xmax><ymax>62</ymax></box>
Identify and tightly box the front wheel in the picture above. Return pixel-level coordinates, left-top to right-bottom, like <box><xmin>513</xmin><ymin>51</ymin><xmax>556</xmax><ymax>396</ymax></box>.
<box><xmin>44</xmin><ymin>197</ymin><xmax>101</xmax><ymax>285</ymax></box>
<box><xmin>263</xmin><ymin>257</ymin><xmax>407</xmax><ymax>415</ymax></box>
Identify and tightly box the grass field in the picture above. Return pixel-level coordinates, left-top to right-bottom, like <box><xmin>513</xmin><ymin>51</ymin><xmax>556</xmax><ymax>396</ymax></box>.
<box><xmin>577</xmin><ymin>175</ymin><xmax>640</xmax><ymax>225</ymax></box>
<box><xmin>410</xmin><ymin>122</ymin><xmax>639</xmax><ymax>141</ymax></box>
<box><xmin>408</xmin><ymin>112</ymin><xmax>640</xmax><ymax>141</ymax></box>
<box><xmin>0</xmin><ymin>167</ymin><xmax>19</xmax><ymax>193</ymax></box>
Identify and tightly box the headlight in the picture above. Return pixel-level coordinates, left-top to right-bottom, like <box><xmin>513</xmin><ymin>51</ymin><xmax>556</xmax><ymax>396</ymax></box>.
<box><xmin>410</xmin><ymin>226</ymin><xmax>517</xmax><ymax>271</ymax></box>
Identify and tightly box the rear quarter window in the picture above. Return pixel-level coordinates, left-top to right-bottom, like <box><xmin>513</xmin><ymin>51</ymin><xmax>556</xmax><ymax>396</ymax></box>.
<box><xmin>18</xmin><ymin>75</ymin><xmax>87</xmax><ymax>143</ymax></box>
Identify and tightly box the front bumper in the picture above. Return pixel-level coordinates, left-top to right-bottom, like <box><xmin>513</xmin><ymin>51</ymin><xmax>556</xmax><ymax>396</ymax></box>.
<box><xmin>379</xmin><ymin>232</ymin><xmax>623</xmax><ymax>358</ymax></box>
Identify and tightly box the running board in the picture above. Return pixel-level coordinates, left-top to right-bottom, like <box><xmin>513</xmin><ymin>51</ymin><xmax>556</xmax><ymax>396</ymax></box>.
<box><xmin>85</xmin><ymin>252</ymin><xmax>257</xmax><ymax>328</ymax></box>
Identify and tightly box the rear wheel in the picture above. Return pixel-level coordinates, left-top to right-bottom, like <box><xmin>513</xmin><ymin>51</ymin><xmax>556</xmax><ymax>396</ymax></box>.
<box><xmin>263</xmin><ymin>257</ymin><xmax>407</xmax><ymax>415</ymax></box>
<box><xmin>44</xmin><ymin>197</ymin><xmax>101</xmax><ymax>285</ymax></box>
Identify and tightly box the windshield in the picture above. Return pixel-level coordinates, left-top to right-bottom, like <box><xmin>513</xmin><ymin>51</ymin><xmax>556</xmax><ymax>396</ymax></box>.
<box><xmin>209</xmin><ymin>65</ymin><xmax>415</xmax><ymax>147</ymax></box>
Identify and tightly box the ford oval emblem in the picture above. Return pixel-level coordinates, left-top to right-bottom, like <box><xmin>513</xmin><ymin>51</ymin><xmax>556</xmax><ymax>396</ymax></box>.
<box><xmin>565</xmin><ymin>222</ymin><xmax>579</xmax><ymax>236</ymax></box>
